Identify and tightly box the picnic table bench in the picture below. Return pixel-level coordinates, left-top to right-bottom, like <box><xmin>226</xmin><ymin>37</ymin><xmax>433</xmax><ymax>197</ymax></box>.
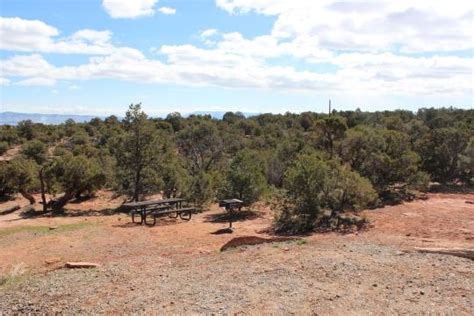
<box><xmin>123</xmin><ymin>198</ymin><xmax>196</xmax><ymax>226</ymax></box>
<box><xmin>219</xmin><ymin>198</ymin><xmax>244</xmax><ymax>228</ymax></box>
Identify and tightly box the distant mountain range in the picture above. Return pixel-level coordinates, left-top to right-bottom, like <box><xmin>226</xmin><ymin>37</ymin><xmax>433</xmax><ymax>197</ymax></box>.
<box><xmin>0</xmin><ymin>111</ymin><xmax>258</xmax><ymax>125</ymax></box>
<box><xmin>0</xmin><ymin>112</ymin><xmax>103</xmax><ymax>125</ymax></box>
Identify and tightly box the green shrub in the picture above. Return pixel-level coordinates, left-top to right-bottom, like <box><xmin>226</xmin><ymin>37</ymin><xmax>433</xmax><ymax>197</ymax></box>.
<box><xmin>274</xmin><ymin>150</ymin><xmax>377</xmax><ymax>234</ymax></box>
<box><xmin>0</xmin><ymin>142</ymin><xmax>8</xmax><ymax>155</ymax></box>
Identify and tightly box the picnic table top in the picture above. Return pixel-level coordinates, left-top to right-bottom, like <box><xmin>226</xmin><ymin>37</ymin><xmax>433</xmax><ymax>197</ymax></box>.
<box><xmin>220</xmin><ymin>199</ymin><xmax>244</xmax><ymax>205</ymax></box>
<box><xmin>123</xmin><ymin>198</ymin><xmax>186</xmax><ymax>208</ymax></box>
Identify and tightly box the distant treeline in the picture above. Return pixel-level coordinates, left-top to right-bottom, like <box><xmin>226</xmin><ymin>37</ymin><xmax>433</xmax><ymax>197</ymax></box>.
<box><xmin>1</xmin><ymin>106</ymin><xmax>472</xmax><ymax>233</ymax></box>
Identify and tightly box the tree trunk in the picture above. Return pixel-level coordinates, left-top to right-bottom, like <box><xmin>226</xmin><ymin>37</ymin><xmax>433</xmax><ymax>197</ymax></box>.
<box><xmin>52</xmin><ymin>190</ymin><xmax>75</xmax><ymax>212</ymax></box>
<box><xmin>39</xmin><ymin>167</ymin><xmax>48</xmax><ymax>212</ymax></box>
<box><xmin>19</xmin><ymin>189</ymin><xmax>35</xmax><ymax>205</ymax></box>
<box><xmin>133</xmin><ymin>166</ymin><xmax>141</xmax><ymax>202</ymax></box>
<box><xmin>0</xmin><ymin>204</ymin><xmax>20</xmax><ymax>215</ymax></box>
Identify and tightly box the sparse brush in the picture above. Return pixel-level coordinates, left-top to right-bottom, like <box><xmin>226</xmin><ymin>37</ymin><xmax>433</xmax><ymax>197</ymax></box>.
<box><xmin>0</xmin><ymin>263</ymin><xmax>27</xmax><ymax>287</ymax></box>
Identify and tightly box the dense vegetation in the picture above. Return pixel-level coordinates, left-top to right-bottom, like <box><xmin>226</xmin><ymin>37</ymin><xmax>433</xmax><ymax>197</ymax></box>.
<box><xmin>1</xmin><ymin>105</ymin><xmax>472</xmax><ymax>233</ymax></box>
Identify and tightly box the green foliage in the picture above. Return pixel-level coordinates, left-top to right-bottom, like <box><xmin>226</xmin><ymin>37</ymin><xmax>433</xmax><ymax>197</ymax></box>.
<box><xmin>8</xmin><ymin>158</ymin><xmax>40</xmax><ymax>192</ymax></box>
<box><xmin>165</xmin><ymin>112</ymin><xmax>183</xmax><ymax>132</ymax></box>
<box><xmin>275</xmin><ymin>151</ymin><xmax>377</xmax><ymax>234</ymax></box>
<box><xmin>0</xmin><ymin>158</ymin><xmax>39</xmax><ymax>203</ymax></box>
<box><xmin>0</xmin><ymin>142</ymin><xmax>8</xmax><ymax>155</ymax></box>
<box><xmin>458</xmin><ymin>137</ymin><xmax>474</xmax><ymax>184</ymax></box>
<box><xmin>342</xmin><ymin>126</ymin><xmax>425</xmax><ymax>193</ymax></box>
<box><xmin>0</xmin><ymin>162</ymin><xmax>15</xmax><ymax>197</ymax></box>
<box><xmin>416</xmin><ymin>128</ymin><xmax>470</xmax><ymax>184</ymax></box>
<box><xmin>1</xmin><ymin>106</ymin><xmax>471</xmax><ymax>217</ymax></box>
<box><xmin>266</xmin><ymin>140</ymin><xmax>302</xmax><ymax>188</ymax></box>
<box><xmin>188</xmin><ymin>171</ymin><xmax>214</xmax><ymax>207</ymax></box>
<box><xmin>113</xmin><ymin>104</ymin><xmax>169</xmax><ymax>201</ymax></box>
<box><xmin>219</xmin><ymin>149</ymin><xmax>267</xmax><ymax>205</ymax></box>
<box><xmin>314</xmin><ymin>116</ymin><xmax>348</xmax><ymax>157</ymax></box>
<box><xmin>53</xmin><ymin>154</ymin><xmax>106</xmax><ymax>197</ymax></box>
<box><xmin>223</xmin><ymin>111</ymin><xmax>245</xmax><ymax>124</ymax></box>
<box><xmin>0</xmin><ymin>126</ymin><xmax>20</xmax><ymax>145</ymax></box>
<box><xmin>177</xmin><ymin>121</ymin><xmax>223</xmax><ymax>175</ymax></box>
<box><xmin>160</xmin><ymin>152</ymin><xmax>190</xmax><ymax>198</ymax></box>
<box><xmin>17</xmin><ymin>120</ymin><xmax>35</xmax><ymax>140</ymax></box>
<box><xmin>20</xmin><ymin>140</ymin><xmax>47</xmax><ymax>164</ymax></box>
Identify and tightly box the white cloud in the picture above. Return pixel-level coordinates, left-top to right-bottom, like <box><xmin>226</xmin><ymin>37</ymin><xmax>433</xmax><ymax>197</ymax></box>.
<box><xmin>16</xmin><ymin>77</ymin><xmax>56</xmax><ymax>86</ymax></box>
<box><xmin>0</xmin><ymin>77</ymin><xmax>10</xmax><ymax>86</ymax></box>
<box><xmin>0</xmin><ymin>7</ymin><xmax>472</xmax><ymax>100</ymax></box>
<box><xmin>201</xmin><ymin>29</ymin><xmax>218</xmax><ymax>38</ymax></box>
<box><xmin>68</xmin><ymin>84</ymin><xmax>81</xmax><ymax>90</ymax></box>
<box><xmin>2</xmin><ymin>48</ymin><xmax>471</xmax><ymax>97</ymax></box>
<box><xmin>0</xmin><ymin>17</ymin><xmax>114</xmax><ymax>54</ymax></box>
<box><xmin>158</xmin><ymin>7</ymin><xmax>176</xmax><ymax>15</ymax></box>
<box><xmin>215</xmin><ymin>0</ymin><xmax>473</xmax><ymax>53</ymax></box>
<box><xmin>0</xmin><ymin>17</ymin><xmax>58</xmax><ymax>52</ymax></box>
<box><xmin>102</xmin><ymin>0</ymin><xmax>158</xmax><ymax>19</ymax></box>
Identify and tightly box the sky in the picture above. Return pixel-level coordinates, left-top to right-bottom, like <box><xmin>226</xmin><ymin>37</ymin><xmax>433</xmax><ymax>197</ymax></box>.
<box><xmin>0</xmin><ymin>0</ymin><xmax>472</xmax><ymax>116</ymax></box>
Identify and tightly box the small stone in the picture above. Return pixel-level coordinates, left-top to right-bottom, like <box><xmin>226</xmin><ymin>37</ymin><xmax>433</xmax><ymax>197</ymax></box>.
<box><xmin>65</xmin><ymin>262</ymin><xmax>100</xmax><ymax>269</ymax></box>
<box><xmin>49</xmin><ymin>226</ymin><xmax>58</xmax><ymax>230</ymax></box>
<box><xmin>45</xmin><ymin>257</ymin><xmax>61</xmax><ymax>264</ymax></box>
<box><xmin>372</xmin><ymin>284</ymin><xmax>378</xmax><ymax>287</ymax></box>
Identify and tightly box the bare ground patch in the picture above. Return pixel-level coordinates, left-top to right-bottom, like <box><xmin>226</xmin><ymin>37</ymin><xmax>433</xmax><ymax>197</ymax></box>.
<box><xmin>0</xmin><ymin>192</ymin><xmax>473</xmax><ymax>314</ymax></box>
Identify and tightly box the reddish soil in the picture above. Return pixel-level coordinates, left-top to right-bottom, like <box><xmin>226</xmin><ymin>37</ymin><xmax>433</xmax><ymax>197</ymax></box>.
<box><xmin>0</xmin><ymin>192</ymin><xmax>473</xmax><ymax>314</ymax></box>
<box><xmin>365</xmin><ymin>193</ymin><xmax>474</xmax><ymax>247</ymax></box>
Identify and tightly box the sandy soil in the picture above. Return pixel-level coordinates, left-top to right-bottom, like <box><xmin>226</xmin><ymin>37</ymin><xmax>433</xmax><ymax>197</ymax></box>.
<box><xmin>0</xmin><ymin>192</ymin><xmax>473</xmax><ymax>314</ymax></box>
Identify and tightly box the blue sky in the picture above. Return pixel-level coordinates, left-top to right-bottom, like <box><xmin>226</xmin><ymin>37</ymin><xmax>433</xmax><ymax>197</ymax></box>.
<box><xmin>0</xmin><ymin>0</ymin><xmax>472</xmax><ymax>116</ymax></box>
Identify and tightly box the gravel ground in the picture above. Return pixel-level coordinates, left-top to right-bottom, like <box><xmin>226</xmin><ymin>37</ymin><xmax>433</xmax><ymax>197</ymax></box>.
<box><xmin>1</xmin><ymin>193</ymin><xmax>473</xmax><ymax>314</ymax></box>
<box><xmin>1</xmin><ymin>240</ymin><xmax>472</xmax><ymax>315</ymax></box>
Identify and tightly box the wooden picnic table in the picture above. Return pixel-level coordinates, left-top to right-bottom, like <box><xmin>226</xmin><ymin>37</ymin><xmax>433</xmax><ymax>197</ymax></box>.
<box><xmin>123</xmin><ymin>198</ymin><xmax>194</xmax><ymax>226</ymax></box>
<box><xmin>219</xmin><ymin>199</ymin><xmax>243</xmax><ymax>228</ymax></box>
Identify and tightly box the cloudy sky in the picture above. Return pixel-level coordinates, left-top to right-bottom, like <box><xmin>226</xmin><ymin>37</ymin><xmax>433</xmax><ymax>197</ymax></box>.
<box><xmin>0</xmin><ymin>0</ymin><xmax>472</xmax><ymax>115</ymax></box>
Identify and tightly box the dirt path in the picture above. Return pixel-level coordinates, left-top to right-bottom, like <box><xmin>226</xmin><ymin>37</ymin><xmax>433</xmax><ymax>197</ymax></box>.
<box><xmin>0</xmin><ymin>193</ymin><xmax>473</xmax><ymax>314</ymax></box>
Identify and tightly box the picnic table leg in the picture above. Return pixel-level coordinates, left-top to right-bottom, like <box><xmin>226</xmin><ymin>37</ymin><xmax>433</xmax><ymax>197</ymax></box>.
<box><xmin>132</xmin><ymin>210</ymin><xmax>138</xmax><ymax>224</ymax></box>
<box><xmin>228</xmin><ymin>206</ymin><xmax>233</xmax><ymax>228</ymax></box>
<box><xmin>141</xmin><ymin>207</ymin><xmax>146</xmax><ymax>225</ymax></box>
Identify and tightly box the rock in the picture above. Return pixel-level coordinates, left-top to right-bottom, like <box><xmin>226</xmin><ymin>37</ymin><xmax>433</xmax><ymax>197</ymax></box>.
<box><xmin>412</xmin><ymin>247</ymin><xmax>474</xmax><ymax>260</ymax></box>
<box><xmin>49</xmin><ymin>226</ymin><xmax>58</xmax><ymax>230</ymax></box>
<box><xmin>65</xmin><ymin>262</ymin><xmax>100</xmax><ymax>269</ymax></box>
<box><xmin>45</xmin><ymin>257</ymin><xmax>61</xmax><ymax>265</ymax></box>
<box><xmin>220</xmin><ymin>236</ymin><xmax>299</xmax><ymax>251</ymax></box>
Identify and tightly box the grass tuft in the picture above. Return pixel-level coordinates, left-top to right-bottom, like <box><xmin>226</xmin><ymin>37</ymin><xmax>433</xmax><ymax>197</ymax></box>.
<box><xmin>0</xmin><ymin>263</ymin><xmax>27</xmax><ymax>287</ymax></box>
<box><xmin>0</xmin><ymin>222</ymin><xmax>94</xmax><ymax>237</ymax></box>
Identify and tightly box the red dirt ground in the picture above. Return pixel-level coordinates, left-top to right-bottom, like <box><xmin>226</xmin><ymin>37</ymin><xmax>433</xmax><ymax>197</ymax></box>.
<box><xmin>0</xmin><ymin>191</ymin><xmax>473</xmax><ymax>314</ymax></box>
<box><xmin>0</xmin><ymin>191</ymin><xmax>472</xmax><ymax>274</ymax></box>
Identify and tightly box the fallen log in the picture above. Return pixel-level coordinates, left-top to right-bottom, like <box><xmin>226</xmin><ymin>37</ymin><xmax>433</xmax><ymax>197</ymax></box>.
<box><xmin>0</xmin><ymin>204</ymin><xmax>20</xmax><ymax>215</ymax></box>
<box><xmin>412</xmin><ymin>247</ymin><xmax>474</xmax><ymax>260</ymax></box>
<box><xmin>65</xmin><ymin>262</ymin><xmax>100</xmax><ymax>269</ymax></box>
